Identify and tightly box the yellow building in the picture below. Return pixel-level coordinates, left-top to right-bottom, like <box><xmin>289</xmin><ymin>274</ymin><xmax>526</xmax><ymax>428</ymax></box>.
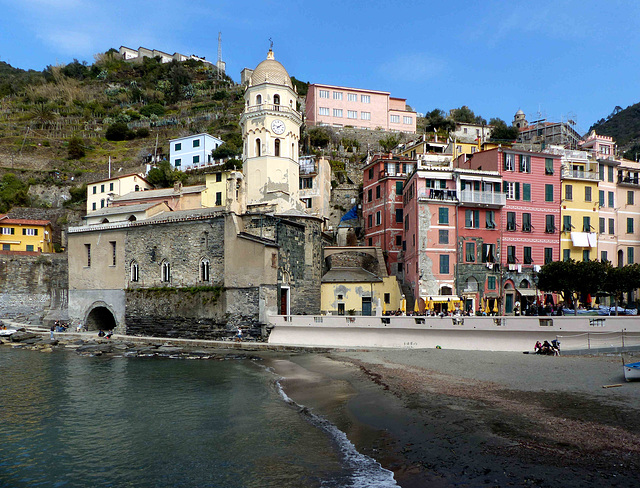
<box><xmin>202</xmin><ymin>170</ymin><xmax>233</xmax><ymax>208</ymax></box>
<box><xmin>558</xmin><ymin>151</ymin><xmax>600</xmax><ymax>261</ymax></box>
<box><xmin>87</xmin><ymin>173</ymin><xmax>152</xmax><ymax>214</ymax></box>
<box><xmin>0</xmin><ymin>216</ymin><xmax>54</xmax><ymax>253</ymax></box>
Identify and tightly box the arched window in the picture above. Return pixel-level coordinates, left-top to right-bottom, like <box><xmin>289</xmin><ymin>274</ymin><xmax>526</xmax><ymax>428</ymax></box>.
<box><xmin>135</xmin><ymin>185</ymin><xmax>140</xmax><ymax>191</ymax></box>
<box><xmin>292</xmin><ymin>143</ymin><xmax>295</xmax><ymax>159</ymax></box>
<box><xmin>200</xmin><ymin>258</ymin><xmax>210</xmax><ymax>282</ymax></box>
<box><xmin>161</xmin><ymin>260</ymin><xmax>171</xmax><ymax>282</ymax></box>
<box><xmin>273</xmin><ymin>94</ymin><xmax>280</xmax><ymax>110</ymax></box>
<box><xmin>256</xmin><ymin>138</ymin><xmax>261</xmax><ymax>157</ymax></box>
<box><xmin>274</xmin><ymin>138</ymin><xmax>280</xmax><ymax>157</ymax></box>
<box><xmin>256</xmin><ymin>94</ymin><xmax>262</xmax><ymax>105</ymax></box>
<box><xmin>128</xmin><ymin>215</ymin><xmax>137</xmax><ymax>222</ymax></box>
<box><xmin>440</xmin><ymin>286</ymin><xmax>453</xmax><ymax>296</ymax></box>
<box><xmin>130</xmin><ymin>261</ymin><xmax>139</xmax><ymax>282</ymax></box>
<box><xmin>101</xmin><ymin>218</ymin><xmax>109</xmax><ymax>224</ymax></box>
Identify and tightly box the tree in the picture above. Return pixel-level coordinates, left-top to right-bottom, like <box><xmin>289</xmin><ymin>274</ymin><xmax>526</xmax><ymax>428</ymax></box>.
<box><xmin>0</xmin><ymin>173</ymin><xmax>30</xmax><ymax>213</ymax></box>
<box><xmin>140</xmin><ymin>103</ymin><xmax>165</xmax><ymax>117</ymax></box>
<box><xmin>489</xmin><ymin>117</ymin><xmax>520</xmax><ymax>142</ymax></box>
<box><xmin>423</xmin><ymin>108</ymin><xmax>455</xmax><ymax>133</ymax></box>
<box><xmin>308</xmin><ymin>127</ymin><xmax>331</xmax><ymax>148</ymax></box>
<box><xmin>146</xmin><ymin>161</ymin><xmax>187</xmax><ymax>188</ymax></box>
<box><xmin>105</xmin><ymin>122</ymin><xmax>132</xmax><ymax>141</ymax></box>
<box><xmin>67</xmin><ymin>135</ymin><xmax>85</xmax><ymax>159</ymax></box>
<box><xmin>450</xmin><ymin>106</ymin><xmax>486</xmax><ymax>125</ymax></box>
<box><xmin>536</xmin><ymin>260</ymin><xmax>579</xmax><ymax>313</ymax></box>
<box><xmin>379</xmin><ymin>133</ymin><xmax>400</xmax><ymax>152</ymax></box>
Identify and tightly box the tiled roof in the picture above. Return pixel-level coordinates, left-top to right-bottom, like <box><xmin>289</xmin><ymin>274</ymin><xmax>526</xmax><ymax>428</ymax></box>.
<box><xmin>0</xmin><ymin>215</ymin><xmax>51</xmax><ymax>226</ymax></box>
<box><xmin>112</xmin><ymin>185</ymin><xmax>206</xmax><ymax>202</ymax></box>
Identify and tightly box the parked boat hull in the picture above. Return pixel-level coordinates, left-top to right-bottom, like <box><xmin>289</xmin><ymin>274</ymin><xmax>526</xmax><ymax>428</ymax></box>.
<box><xmin>624</xmin><ymin>362</ymin><xmax>640</xmax><ymax>381</ymax></box>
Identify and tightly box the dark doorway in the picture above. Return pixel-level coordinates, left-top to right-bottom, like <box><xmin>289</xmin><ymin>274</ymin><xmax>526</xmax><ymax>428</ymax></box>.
<box><xmin>86</xmin><ymin>306</ymin><xmax>116</xmax><ymax>331</ymax></box>
<box><xmin>280</xmin><ymin>287</ymin><xmax>289</xmax><ymax>315</ymax></box>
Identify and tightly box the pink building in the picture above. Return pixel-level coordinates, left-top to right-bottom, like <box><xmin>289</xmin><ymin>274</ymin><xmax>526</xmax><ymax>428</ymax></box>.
<box><xmin>362</xmin><ymin>154</ymin><xmax>416</xmax><ymax>275</ymax></box>
<box><xmin>458</xmin><ymin>148</ymin><xmax>562</xmax><ymax>313</ymax></box>
<box><xmin>306</xmin><ymin>83</ymin><xmax>416</xmax><ymax>133</ymax></box>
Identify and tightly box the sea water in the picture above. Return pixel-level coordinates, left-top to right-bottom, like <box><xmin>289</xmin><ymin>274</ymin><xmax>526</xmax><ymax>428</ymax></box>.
<box><xmin>0</xmin><ymin>347</ymin><xmax>397</xmax><ymax>488</ymax></box>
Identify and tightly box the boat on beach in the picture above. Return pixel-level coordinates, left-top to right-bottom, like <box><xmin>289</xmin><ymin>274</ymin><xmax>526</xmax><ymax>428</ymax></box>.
<box><xmin>624</xmin><ymin>361</ymin><xmax>640</xmax><ymax>381</ymax></box>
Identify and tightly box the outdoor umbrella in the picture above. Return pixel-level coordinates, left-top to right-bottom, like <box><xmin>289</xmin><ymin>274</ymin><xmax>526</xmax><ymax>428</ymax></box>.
<box><xmin>414</xmin><ymin>297</ymin><xmax>421</xmax><ymax>313</ymax></box>
<box><xmin>485</xmin><ymin>300</ymin><xmax>491</xmax><ymax>315</ymax></box>
<box><xmin>400</xmin><ymin>297</ymin><xmax>406</xmax><ymax>314</ymax></box>
<box><xmin>493</xmin><ymin>299</ymin><xmax>499</xmax><ymax>314</ymax></box>
<box><xmin>382</xmin><ymin>300</ymin><xmax>386</xmax><ymax>315</ymax></box>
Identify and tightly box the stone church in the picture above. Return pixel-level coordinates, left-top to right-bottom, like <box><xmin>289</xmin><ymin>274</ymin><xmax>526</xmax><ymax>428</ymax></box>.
<box><xmin>67</xmin><ymin>50</ymin><xmax>326</xmax><ymax>338</ymax></box>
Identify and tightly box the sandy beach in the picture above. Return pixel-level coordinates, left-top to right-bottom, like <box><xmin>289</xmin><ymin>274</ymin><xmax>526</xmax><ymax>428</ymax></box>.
<box><xmin>270</xmin><ymin>348</ymin><xmax>640</xmax><ymax>488</ymax></box>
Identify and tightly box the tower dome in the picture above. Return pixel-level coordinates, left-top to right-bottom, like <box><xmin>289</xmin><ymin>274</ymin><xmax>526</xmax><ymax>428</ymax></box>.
<box><xmin>250</xmin><ymin>50</ymin><xmax>293</xmax><ymax>89</ymax></box>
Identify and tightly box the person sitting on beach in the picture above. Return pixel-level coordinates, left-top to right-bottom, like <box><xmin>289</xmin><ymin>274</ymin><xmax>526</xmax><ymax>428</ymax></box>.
<box><xmin>534</xmin><ymin>341</ymin><xmax>542</xmax><ymax>353</ymax></box>
<box><xmin>98</xmin><ymin>330</ymin><xmax>105</xmax><ymax>337</ymax></box>
<box><xmin>541</xmin><ymin>340</ymin><xmax>553</xmax><ymax>355</ymax></box>
<box><xmin>105</xmin><ymin>331</ymin><xmax>112</xmax><ymax>339</ymax></box>
<box><xmin>551</xmin><ymin>339</ymin><xmax>561</xmax><ymax>356</ymax></box>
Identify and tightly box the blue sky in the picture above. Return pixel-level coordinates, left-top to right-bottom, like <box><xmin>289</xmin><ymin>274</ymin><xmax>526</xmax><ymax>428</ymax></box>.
<box><xmin>1</xmin><ymin>0</ymin><xmax>638</xmax><ymax>133</ymax></box>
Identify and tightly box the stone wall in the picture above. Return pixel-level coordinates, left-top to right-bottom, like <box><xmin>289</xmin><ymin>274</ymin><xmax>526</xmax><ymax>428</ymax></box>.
<box><xmin>327</xmin><ymin>252</ymin><xmax>379</xmax><ymax>275</ymax></box>
<box><xmin>8</xmin><ymin>206</ymin><xmax>84</xmax><ymax>248</ymax></box>
<box><xmin>0</xmin><ymin>252</ymin><xmax>68</xmax><ymax>322</ymax></box>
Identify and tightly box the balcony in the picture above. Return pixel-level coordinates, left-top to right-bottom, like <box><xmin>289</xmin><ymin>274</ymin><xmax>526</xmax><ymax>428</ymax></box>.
<box><xmin>618</xmin><ymin>172</ymin><xmax>640</xmax><ymax>187</ymax></box>
<box><xmin>459</xmin><ymin>189</ymin><xmax>506</xmax><ymax>207</ymax></box>
<box><xmin>560</xmin><ymin>167</ymin><xmax>599</xmax><ymax>181</ymax></box>
<box><xmin>417</xmin><ymin>188</ymin><xmax>457</xmax><ymax>202</ymax></box>
<box><xmin>299</xmin><ymin>157</ymin><xmax>318</xmax><ymax>175</ymax></box>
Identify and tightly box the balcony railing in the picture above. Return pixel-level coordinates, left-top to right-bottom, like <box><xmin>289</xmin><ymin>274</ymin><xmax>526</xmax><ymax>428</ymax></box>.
<box><xmin>243</xmin><ymin>104</ymin><xmax>301</xmax><ymax>118</ymax></box>
<box><xmin>417</xmin><ymin>188</ymin><xmax>457</xmax><ymax>202</ymax></box>
<box><xmin>618</xmin><ymin>174</ymin><xmax>640</xmax><ymax>187</ymax></box>
<box><xmin>459</xmin><ymin>190</ymin><xmax>506</xmax><ymax>206</ymax></box>
<box><xmin>561</xmin><ymin>167</ymin><xmax>599</xmax><ymax>180</ymax></box>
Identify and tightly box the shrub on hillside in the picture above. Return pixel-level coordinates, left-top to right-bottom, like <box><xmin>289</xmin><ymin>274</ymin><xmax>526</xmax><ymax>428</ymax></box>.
<box><xmin>136</xmin><ymin>128</ymin><xmax>150</xmax><ymax>138</ymax></box>
<box><xmin>67</xmin><ymin>135</ymin><xmax>85</xmax><ymax>159</ymax></box>
<box><xmin>105</xmin><ymin>122</ymin><xmax>134</xmax><ymax>141</ymax></box>
<box><xmin>140</xmin><ymin>103</ymin><xmax>165</xmax><ymax>118</ymax></box>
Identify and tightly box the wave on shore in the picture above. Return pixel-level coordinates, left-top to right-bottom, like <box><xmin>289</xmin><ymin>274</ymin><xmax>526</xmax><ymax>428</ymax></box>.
<box><xmin>272</xmin><ymin>371</ymin><xmax>398</xmax><ymax>488</ymax></box>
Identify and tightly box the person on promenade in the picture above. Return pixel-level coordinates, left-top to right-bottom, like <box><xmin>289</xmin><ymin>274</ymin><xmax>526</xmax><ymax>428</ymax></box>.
<box><xmin>235</xmin><ymin>327</ymin><xmax>243</xmax><ymax>342</ymax></box>
<box><xmin>50</xmin><ymin>326</ymin><xmax>55</xmax><ymax>340</ymax></box>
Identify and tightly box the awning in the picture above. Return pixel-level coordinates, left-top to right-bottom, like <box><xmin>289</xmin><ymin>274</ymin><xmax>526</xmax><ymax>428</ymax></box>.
<box><xmin>426</xmin><ymin>295</ymin><xmax>462</xmax><ymax>304</ymax></box>
<box><xmin>587</xmin><ymin>233</ymin><xmax>598</xmax><ymax>248</ymax></box>
<box><xmin>571</xmin><ymin>232</ymin><xmax>589</xmax><ymax>247</ymax></box>
<box><xmin>516</xmin><ymin>288</ymin><xmax>537</xmax><ymax>297</ymax></box>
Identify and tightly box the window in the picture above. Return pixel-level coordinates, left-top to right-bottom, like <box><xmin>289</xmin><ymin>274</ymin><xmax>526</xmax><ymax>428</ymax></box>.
<box><xmin>565</xmin><ymin>184</ymin><xmax>573</xmax><ymax>200</ymax></box>
<box><xmin>192</xmin><ymin>155</ymin><xmax>200</xmax><ymax>165</ymax></box>
<box><xmin>92</xmin><ymin>202</ymin><xmax>96</xmax><ymax>210</ymax></box>
<box><xmin>524</xmin><ymin>246</ymin><xmax>532</xmax><ymax>264</ymax></box>
<box><xmin>256</xmin><ymin>94</ymin><xmax>262</xmax><ymax>105</ymax></box>
<box><xmin>522</xmin><ymin>183</ymin><xmax>531</xmax><ymax>201</ymax></box>
<box><xmin>175</xmin><ymin>158</ymin><xmax>181</xmax><ymax>167</ymax></box>
<box><xmin>361</xmin><ymin>95</ymin><xmax>370</xmax><ymax>103</ymax></box>
<box><xmin>101</xmin><ymin>184</ymin><xmax>105</xmax><ymax>193</ymax></box>
<box><xmin>482</xmin><ymin>244</ymin><xmax>496</xmax><ymax>263</ymax></box>
<box><xmin>109</xmin><ymin>182</ymin><xmax>114</xmax><ymax>191</ymax></box>
<box><xmin>506</xmin><ymin>212</ymin><xmax>516</xmax><ymax>231</ymax></box>
<box><xmin>368</xmin><ymin>215</ymin><xmax>372</xmax><ymax>228</ymax></box>
<box><xmin>439</xmin><ymin>229</ymin><xmax>449</xmax><ymax>244</ymax></box>
<box><xmin>583</xmin><ymin>216</ymin><xmax>592</xmax><ymax>232</ymax></box>
<box><xmin>319</xmin><ymin>89</ymin><xmax>330</xmax><ymax>98</ymax></box>
<box><xmin>522</xmin><ymin>213</ymin><xmax>532</xmax><ymax>232</ymax></box>
<box><xmin>628</xmin><ymin>191</ymin><xmax>635</xmax><ymax>205</ymax></box>
<box><xmin>628</xmin><ymin>247</ymin><xmax>635</xmax><ymax>265</ymax></box>
<box><xmin>333</xmin><ymin>91</ymin><xmax>343</xmax><ymax>100</ymax></box>
<box><xmin>599</xmin><ymin>190</ymin><xmax>605</xmax><ymax>207</ymax></box>
<box><xmin>24</xmin><ymin>244</ymin><xmax>33</xmax><ymax>252</ymax></box>
<box><xmin>599</xmin><ymin>164</ymin><xmax>605</xmax><ymax>181</ymax></box>
<box><xmin>215</xmin><ymin>192</ymin><xmax>222</xmax><ymax>206</ymax></box>
<box><xmin>376</xmin><ymin>211</ymin><xmax>381</xmax><ymax>226</ymax></box>
<box><xmin>23</xmin><ymin>228</ymin><xmax>37</xmax><ymax>236</ymax></box>
<box><xmin>585</xmin><ymin>186</ymin><xmax>592</xmax><ymax>202</ymax></box>
<box><xmin>563</xmin><ymin>249</ymin><xmax>571</xmax><ymax>261</ymax></box>
<box><xmin>300</xmin><ymin>177</ymin><xmax>313</xmax><ymax>189</ymax></box>
<box><xmin>376</xmin><ymin>185</ymin><xmax>381</xmax><ymax>199</ymax></box>
<box><xmin>161</xmin><ymin>261</ymin><xmax>171</xmax><ymax>282</ymax></box>
<box><xmin>319</xmin><ymin>107</ymin><xmax>329</xmax><ymax>116</ymax></box>
<box><xmin>361</xmin><ymin>112</ymin><xmax>371</xmax><ymax>120</ymax></box>
<box><xmin>1</xmin><ymin>244</ymin><xmax>9</xmax><ymax>251</ymax></box>
<box><xmin>519</xmin><ymin>154</ymin><xmax>531</xmax><ymax>173</ymax></box>
<box><xmin>545</xmin><ymin>215</ymin><xmax>555</xmax><ymax>233</ymax></box>
<box><xmin>504</xmin><ymin>153</ymin><xmax>515</xmax><ymax>171</ymax></box>
<box><xmin>367</xmin><ymin>188</ymin><xmax>372</xmax><ymax>202</ymax></box>
<box><xmin>193</xmin><ymin>139</ymin><xmax>200</xmax><ymax>148</ymax></box>
<box><xmin>608</xmin><ymin>166</ymin><xmax>614</xmax><ymax>182</ymax></box>
<box><xmin>439</xmin><ymin>255</ymin><xmax>449</xmax><ymax>274</ymax></box>
<box><xmin>403</xmin><ymin>116</ymin><xmax>413</xmax><ymax>125</ymax></box>
<box><xmin>395</xmin><ymin>209</ymin><xmax>403</xmax><ymax>223</ymax></box>
<box><xmin>110</xmin><ymin>241</ymin><xmax>116</xmax><ymax>266</ymax></box>
<box><xmin>396</xmin><ymin>181</ymin><xmax>403</xmax><ymax>195</ymax></box>
<box><xmin>438</xmin><ymin>207</ymin><xmax>448</xmax><ymax>224</ymax></box>
<box><xmin>85</xmin><ymin>244</ymin><xmax>91</xmax><ymax>267</ymax></box>
<box><xmin>545</xmin><ymin>158</ymin><xmax>554</xmax><ymax>175</ymax></box>
<box><xmin>347</xmin><ymin>93</ymin><xmax>357</xmax><ymax>102</ymax></box>
<box><xmin>609</xmin><ymin>218</ymin><xmax>615</xmax><ymax>235</ymax></box>
<box><xmin>333</xmin><ymin>109</ymin><xmax>343</xmax><ymax>117</ymax></box>
<box><xmin>175</xmin><ymin>143</ymin><xmax>182</xmax><ymax>151</ymax></box>
<box><xmin>563</xmin><ymin>215</ymin><xmax>573</xmax><ymax>232</ymax></box>
<box><xmin>507</xmin><ymin>246</ymin><xmax>516</xmax><ymax>264</ymax></box>
<box><xmin>101</xmin><ymin>199</ymin><xmax>105</xmax><ymax>208</ymax></box>
<box><xmin>488</xmin><ymin>276</ymin><xmax>496</xmax><ymax>290</ymax></box>
<box><xmin>627</xmin><ymin>218</ymin><xmax>634</xmax><ymax>234</ymax></box>
<box><xmin>93</xmin><ymin>186</ymin><xmax>97</xmax><ymax>194</ymax></box>
<box><xmin>544</xmin><ymin>248</ymin><xmax>553</xmax><ymax>264</ymax></box>
<box><xmin>395</xmin><ymin>235</ymin><xmax>402</xmax><ymax>246</ymax></box>
<box><xmin>256</xmin><ymin>138</ymin><xmax>261</xmax><ymax>157</ymax></box>
<box><xmin>486</xmin><ymin>210</ymin><xmax>496</xmax><ymax>229</ymax></box>
<box><xmin>608</xmin><ymin>191</ymin><xmax>614</xmax><ymax>208</ymax></box>
<box><xmin>505</xmin><ymin>181</ymin><xmax>519</xmax><ymax>200</ymax></box>
<box><xmin>130</xmin><ymin>261</ymin><xmax>139</xmax><ymax>282</ymax></box>
<box><xmin>545</xmin><ymin>184</ymin><xmax>554</xmax><ymax>202</ymax></box>
<box><xmin>599</xmin><ymin>217</ymin><xmax>605</xmax><ymax>234</ymax></box>
<box><xmin>301</xmin><ymin>198</ymin><xmax>312</xmax><ymax>208</ymax></box>
<box><xmin>583</xmin><ymin>250</ymin><xmax>590</xmax><ymax>262</ymax></box>
<box><xmin>274</xmin><ymin>139</ymin><xmax>280</xmax><ymax>157</ymax></box>
<box><xmin>390</xmin><ymin>114</ymin><xmax>400</xmax><ymax>123</ymax></box>
<box><xmin>466</xmin><ymin>242</ymin><xmax>475</xmax><ymax>262</ymax></box>
<box><xmin>465</xmin><ymin>209</ymin><xmax>480</xmax><ymax>228</ymax></box>
<box><xmin>601</xmin><ymin>250</ymin><xmax>608</xmax><ymax>262</ymax></box>
<box><xmin>201</xmin><ymin>258</ymin><xmax>210</xmax><ymax>282</ymax></box>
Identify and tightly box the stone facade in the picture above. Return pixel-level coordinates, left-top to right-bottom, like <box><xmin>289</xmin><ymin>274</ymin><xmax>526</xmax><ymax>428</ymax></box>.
<box><xmin>0</xmin><ymin>253</ymin><xmax>68</xmax><ymax>323</ymax></box>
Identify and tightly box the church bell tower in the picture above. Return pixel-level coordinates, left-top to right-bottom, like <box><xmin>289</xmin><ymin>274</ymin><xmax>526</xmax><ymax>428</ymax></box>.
<box><xmin>239</xmin><ymin>49</ymin><xmax>302</xmax><ymax>213</ymax></box>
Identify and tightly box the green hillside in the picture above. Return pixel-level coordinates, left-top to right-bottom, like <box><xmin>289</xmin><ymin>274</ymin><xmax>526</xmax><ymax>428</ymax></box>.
<box><xmin>588</xmin><ymin>103</ymin><xmax>640</xmax><ymax>159</ymax></box>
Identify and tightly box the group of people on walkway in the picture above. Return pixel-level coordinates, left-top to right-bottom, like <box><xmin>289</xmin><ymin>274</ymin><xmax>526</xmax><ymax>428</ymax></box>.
<box><xmin>534</xmin><ymin>339</ymin><xmax>561</xmax><ymax>356</ymax></box>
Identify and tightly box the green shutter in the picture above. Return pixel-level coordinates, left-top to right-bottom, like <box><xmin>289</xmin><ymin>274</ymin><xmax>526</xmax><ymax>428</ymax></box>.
<box><xmin>515</xmin><ymin>182</ymin><xmax>520</xmax><ymax>200</ymax></box>
<box><xmin>503</xmin><ymin>181</ymin><xmax>508</xmax><ymax>193</ymax></box>
<box><xmin>523</xmin><ymin>183</ymin><xmax>531</xmax><ymax>201</ymax></box>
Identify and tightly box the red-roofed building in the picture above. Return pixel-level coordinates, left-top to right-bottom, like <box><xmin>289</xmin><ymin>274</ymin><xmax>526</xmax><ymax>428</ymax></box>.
<box><xmin>0</xmin><ymin>215</ymin><xmax>54</xmax><ymax>253</ymax></box>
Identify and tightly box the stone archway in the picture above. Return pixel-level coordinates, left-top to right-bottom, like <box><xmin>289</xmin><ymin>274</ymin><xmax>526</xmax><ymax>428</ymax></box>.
<box><xmin>84</xmin><ymin>303</ymin><xmax>117</xmax><ymax>332</ymax></box>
